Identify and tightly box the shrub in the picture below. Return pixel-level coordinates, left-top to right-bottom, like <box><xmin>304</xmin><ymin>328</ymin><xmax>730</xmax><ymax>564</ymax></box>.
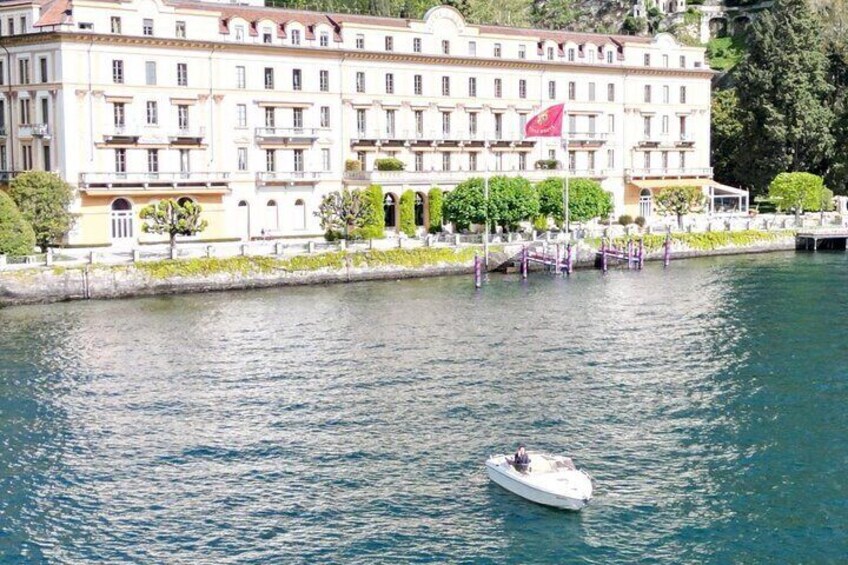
<box><xmin>537</xmin><ymin>177</ymin><xmax>613</xmax><ymax>225</ymax></box>
<box><xmin>399</xmin><ymin>190</ymin><xmax>416</xmax><ymax>237</ymax></box>
<box><xmin>0</xmin><ymin>191</ymin><xmax>37</xmax><ymax>256</ymax></box>
<box><xmin>8</xmin><ymin>171</ymin><xmax>74</xmax><ymax>251</ymax></box>
<box><xmin>428</xmin><ymin>187</ymin><xmax>443</xmax><ymax>233</ymax></box>
<box><xmin>634</xmin><ymin>216</ymin><xmax>647</xmax><ymax>228</ymax></box>
<box><xmin>140</xmin><ymin>198</ymin><xmax>208</xmax><ymax>247</ymax></box>
<box><xmin>374</xmin><ymin>157</ymin><xmax>405</xmax><ymax>171</ymax></box>
<box><xmin>533</xmin><ymin>216</ymin><xmax>549</xmax><ymax>231</ymax></box>
<box><xmin>358</xmin><ymin>184</ymin><xmax>385</xmax><ymax>239</ymax></box>
<box><xmin>617</xmin><ymin>214</ymin><xmax>634</xmax><ymax>226</ymax></box>
<box><xmin>345</xmin><ymin>159</ymin><xmax>362</xmax><ymax>172</ymax></box>
<box><xmin>535</xmin><ymin>159</ymin><xmax>560</xmax><ymax>170</ymax></box>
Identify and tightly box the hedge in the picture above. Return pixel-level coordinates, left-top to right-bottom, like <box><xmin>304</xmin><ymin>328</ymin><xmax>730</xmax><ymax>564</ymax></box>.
<box><xmin>0</xmin><ymin>191</ymin><xmax>36</xmax><ymax>257</ymax></box>
<box><xmin>358</xmin><ymin>184</ymin><xmax>385</xmax><ymax>239</ymax></box>
<box><xmin>399</xmin><ymin>189</ymin><xmax>416</xmax><ymax>237</ymax></box>
<box><xmin>428</xmin><ymin>187</ymin><xmax>443</xmax><ymax>233</ymax></box>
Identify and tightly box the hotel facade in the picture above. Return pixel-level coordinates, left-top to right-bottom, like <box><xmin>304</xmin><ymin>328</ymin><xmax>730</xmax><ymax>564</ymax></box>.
<box><xmin>0</xmin><ymin>0</ymin><xmax>744</xmax><ymax>246</ymax></box>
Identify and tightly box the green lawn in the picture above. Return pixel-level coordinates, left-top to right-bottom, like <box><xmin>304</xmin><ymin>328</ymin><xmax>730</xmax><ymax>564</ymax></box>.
<box><xmin>706</xmin><ymin>35</ymin><xmax>746</xmax><ymax>71</ymax></box>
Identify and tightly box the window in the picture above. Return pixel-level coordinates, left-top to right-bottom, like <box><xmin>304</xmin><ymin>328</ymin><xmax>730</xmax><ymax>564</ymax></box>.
<box><xmin>644</xmin><ymin>85</ymin><xmax>651</xmax><ymax>103</ymax></box>
<box><xmin>145</xmin><ymin>61</ymin><xmax>156</xmax><ymax>85</ymax></box>
<box><xmin>291</xmin><ymin>29</ymin><xmax>301</xmax><ymax>45</ymax></box>
<box><xmin>663</xmin><ymin>85</ymin><xmax>669</xmax><ymax>103</ymax></box>
<box><xmin>320</xmin><ymin>32</ymin><xmax>329</xmax><ymax>47</ymax></box>
<box><xmin>413</xmin><ymin>37</ymin><xmax>422</xmax><ymax>53</ymax></box>
<box><xmin>663</xmin><ymin>54</ymin><xmax>669</xmax><ymax>68</ymax></box>
<box><xmin>385</xmin><ymin>109</ymin><xmax>395</xmax><ymax>136</ymax></box>
<box><xmin>494</xmin><ymin>78</ymin><xmax>502</xmax><ymax>98</ymax></box>
<box><xmin>236</xmin><ymin>104</ymin><xmax>247</xmax><ymax>128</ymax></box>
<box><xmin>606</xmin><ymin>50</ymin><xmax>614</xmax><ymax>64</ymax></box>
<box><xmin>18</xmin><ymin>59</ymin><xmax>29</xmax><ymax>84</ymax></box>
<box><xmin>548</xmin><ymin>149</ymin><xmax>555</xmax><ymax>161</ymax></box>
<box><xmin>441</xmin><ymin>76</ymin><xmax>450</xmax><ymax>96</ymax></box>
<box><xmin>143</xmin><ymin>18</ymin><xmax>153</xmax><ymax>36</ymax></box>
<box><xmin>176</xmin><ymin>21</ymin><xmax>186</xmax><ymax>38</ymax></box>
<box><xmin>662</xmin><ymin>114</ymin><xmax>669</xmax><ymax>134</ymax></box>
<box><xmin>643</xmin><ymin>53</ymin><xmax>650</xmax><ymax>66</ymax></box>
<box><xmin>588</xmin><ymin>82</ymin><xmax>595</xmax><ymax>101</ymax></box>
<box><xmin>519</xmin><ymin>79</ymin><xmax>526</xmax><ymax>99</ymax></box>
<box><xmin>147</xmin><ymin>149</ymin><xmax>159</xmax><ymax>173</ymax></box>
<box><xmin>663</xmin><ymin>152</ymin><xmax>670</xmax><ymax>169</ymax></box>
<box><xmin>494</xmin><ymin>113</ymin><xmax>503</xmax><ymax>139</ymax></box>
<box><xmin>414</xmin><ymin>74</ymin><xmax>422</xmax><ymax>95</ymax></box>
<box><xmin>518</xmin><ymin>44</ymin><xmax>526</xmax><ymax>59</ymax></box>
<box><xmin>176</xmin><ymin>105</ymin><xmax>190</xmax><ymax>132</ymax></box>
<box><xmin>679</xmin><ymin>115</ymin><xmax>687</xmax><ymax>137</ymax></box>
<box><xmin>680</xmin><ymin>151</ymin><xmax>686</xmax><ymax>169</ymax></box>
<box><xmin>266</xmin><ymin>149</ymin><xmax>276</xmax><ymax>172</ymax></box>
<box><xmin>177</xmin><ymin>63</ymin><xmax>187</xmax><ymax>86</ymax></box>
<box><xmin>356</xmin><ymin>72</ymin><xmax>365</xmax><ymax>93</ymax></box>
<box><xmin>112</xmin><ymin>60</ymin><xmax>123</xmax><ymax>84</ymax></box>
<box><xmin>146</xmin><ymin>101</ymin><xmax>158</xmax><ymax>125</ymax></box>
<box><xmin>643</xmin><ymin>116</ymin><xmax>652</xmax><ymax>138</ymax></box>
<box><xmin>356</xmin><ymin>34</ymin><xmax>364</xmax><ymax>49</ymax></box>
<box><xmin>385</xmin><ymin>36</ymin><xmax>393</xmax><ymax>51</ymax></box>
<box><xmin>238</xmin><ymin>147</ymin><xmax>247</xmax><ymax>171</ymax></box>
<box><xmin>320</xmin><ymin>106</ymin><xmax>330</xmax><ymax>128</ymax></box>
<box><xmin>265</xmin><ymin>107</ymin><xmax>275</xmax><ymax>127</ymax></box>
<box><xmin>385</xmin><ymin>73</ymin><xmax>394</xmax><ymax>94</ymax></box>
<box><xmin>441</xmin><ymin>111</ymin><xmax>451</xmax><ymax>136</ymax></box>
<box><xmin>265</xmin><ymin>67</ymin><xmax>274</xmax><ymax>89</ymax></box>
<box><xmin>263</xmin><ymin>30</ymin><xmax>272</xmax><ymax>44</ymax></box>
<box><xmin>608</xmin><ymin>114</ymin><xmax>615</xmax><ymax>133</ymax></box>
<box><xmin>468</xmin><ymin>77</ymin><xmax>477</xmax><ymax>97</ymax></box>
<box><xmin>319</xmin><ymin>70</ymin><xmax>329</xmax><ymax>92</ymax></box>
<box><xmin>414</xmin><ymin>110</ymin><xmax>424</xmax><ymax>136</ymax></box>
<box><xmin>442</xmin><ymin>152</ymin><xmax>450</xmax><ymax>171</ymax></box>
<box><xmin>679</xmin><ymin>55</ymin><xmax>686</xmax><ymax>69</ymax></box>
<box><xmin>7</xmin><ymin>18</ymin><xmax>14</xmax><ymax>35</ymax></box>
<box><xmin>322</xmin><ymin>148</ymin><xmax>331</xmax><ymax>171</ymax></box>
<box><xmin>469</xmin><ymin>41</ymin><xmax>477</xmax><ymax>56</ymax></box>
<box><xmin>293</xmin><ymin>69</ymin><xmax>302</xmax><ymax>91</ymax></box>
<box><xmin>519</xmin><ymin>153</ymin><xmax>527</xmax><ymax>171</ymax></box>
<box><xmin>607</xmin><ymin>148</ymin><xmax>614</xmax><ymax>168</ymax></box>
<box><xmin>115</xmin><ymin>148</ymin><xmax>126</xmax><ymax>173</ymax></box>
<box><xmin>587</xmin><ymin>115</ymin><xmax>596</xmax><ymax>134</ymax></box>
<box><xmin>356</xmin><ymin>109</ymin><xmax>366</xmax><ymax>135</ymax></box>
<box><xmin>110</xmin><ymin>16</ymin><xmax>121</xmax><ymax>34</ymax></box>
<box><xmin>469</xmin><ymin>152</ymin><xmax>478</xmax><ymax>171</ymax></box>
<box><xmin>179</xmin><ymin>149</ymin><xmax>190</xmax><ymax>174</ymax></box>
<box><xmin>39</xmin><ymin>58</ymin><xmax>47</xmax><ymax>83</ymax></box>
<box><xmin>0</xmin><ymin>61</ymin><xmax>4</xmax><ymax>86</ymax></box>
<box><xmin>680</xmin><ymin>86</ymin><xmax>687</xmax><ymax>104</ymax></box>
<box><xmin>293</xmin><ymin>107</ymin><xmax>303</xmax><ymax>128</ymax></box>
<box><xmin>494</xmin><ymin>43</ymin><xmax>502</xmax><ymax>57</ymax></box>
<box><xmin>21</xmin><ymin>145</ymin><xmax>32</xmax><ymax>169</ymax></box>
<box><xmin>113</xmin><ymin>102</ymin><xmax>125</xmax><ymax>128</ymax></box>
<box><xmin>235</xmin><ymin>25</ymin><xmax>244</xmax><ymax>42</ymax></box>
<box><xmin>548</xmin><ymin>81</ymin><xmax>556</xmax><ymax>100</ymax></box>
<box><xmin>568</xmin><ymin>114</ymin><xmax>576</xmax><ymax>136</ymax></box>
<box><xmin>469</xmin><ymin>112</ymin><xmax>477</xmax><ymax>135</ymax></box>
<box><xmin>588</xmin><ymin>151</ymin><xmax>596</xmax><ymax>171</ymax></box>
<box><xmin>568</xmin><ymin>151</ymin><xmax>576</xmax><ymax>172</ymax></box>
<box><xmin>547</xmin><ymin>46</ymin><xmax>554</xmax><ymax>60</ymax></box>
<box><xmin>568</xmin><ymin>48</ymin><xmax>575</xmax><ymax>62</ymax></box>
<box><xmin>568</xmin><ymin>81</ymin><xmax>576</xmax><ymax>101</ymax></box>
<box><xmin>294</xmin><ymin>149</ymin><xmax>304</xmax><ymax>172</ymax></box>
<box><xmin>442</xmin><ymin>40</ymin><xmax>450</xmax><ymax>55</ymax></box>
<box><xmin>236</xmin><ymin>66</ymin><xmax>245</xmax><ymax>89</ymax></box>
<box><xmin>415</xmin><ymin>152</ymin><xmax>423</xmax><ymax>171</ymax></box>
<box><xmin>19</xmin><ymin>99</ymin><xmax>30</xmax><ymax>124</ymax></box>
<box><xmin>607</xmin><ymin>83</ymin><xmax>614</xmax><ymax>102</ymax></box>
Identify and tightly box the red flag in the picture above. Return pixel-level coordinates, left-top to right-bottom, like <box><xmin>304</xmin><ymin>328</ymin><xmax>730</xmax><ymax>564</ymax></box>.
<box><xmin>524</xmin><ymin>103</ymin><xmax>565</xmax><ymax>138</ymax></box>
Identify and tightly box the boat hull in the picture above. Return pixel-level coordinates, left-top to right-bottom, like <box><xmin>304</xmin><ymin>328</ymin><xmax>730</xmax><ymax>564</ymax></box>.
<box><xmin>485</xmin><ymin>455</ymin><xmax>592</xmax><ymax>511</ymax></box>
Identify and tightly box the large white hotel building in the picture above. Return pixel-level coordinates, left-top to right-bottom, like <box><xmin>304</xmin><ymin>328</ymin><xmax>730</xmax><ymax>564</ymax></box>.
<box><xmin>0</xmin><ymin>0</ymin><xmax>744</xmax><ymax>246</ymax></box>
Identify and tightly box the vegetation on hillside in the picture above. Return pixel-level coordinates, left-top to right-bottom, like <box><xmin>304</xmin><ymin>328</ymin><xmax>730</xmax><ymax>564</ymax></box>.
<box><xmin>706</xmin><ymin>35</ymin><xmax>747</xmax><ymax>71</ymax></box>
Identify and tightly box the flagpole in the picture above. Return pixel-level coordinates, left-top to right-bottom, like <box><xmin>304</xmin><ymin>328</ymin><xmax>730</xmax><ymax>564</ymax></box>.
<box><xmin>483</xmin><ymin>141</ymin><xmax>490</xmax><ymax>268</ymax></box>
<box><xmin>562</xmin><ymin>111</ymin><xmax>570</xmax><ymax>238</ymax></box>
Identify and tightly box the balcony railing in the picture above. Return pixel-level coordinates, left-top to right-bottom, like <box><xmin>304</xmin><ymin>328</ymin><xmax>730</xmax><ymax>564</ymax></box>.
<box><xmin>565</xmin><ymin>131</ymin><xmax>609</xmax><ymax>143</ymax></box>
<box><xmin>625</xmin><ymin>167</ymin><xmax>713</xmax><ymax>179</ymax></box>
<box><xmin>18</xmin><ymin>123</ymin><xmax>50</xmax><ymax>138</ymax></box>
<box><xmin>79</xmin><ymin>171</ymin><xmax>231</xmax><ymax>189</ymax></box>
<box><xmin>254</xmin><ymin>127</ymin><xmax>320</xmax><ymax>142</ymax></box>
<box><xmin>256</xmin><ymin>171</ymin><xmax>324</xmax><ymax>185</ymax></box>
<box><xmin>351</xmin><ymin>129</ymin><xmax>531</xmax><ymax>144</ymax></box>
<box><xmin>344</xmin><ymin>168</ymin><xmax>566</xmax><ymax>185</ymax></box>
<box><xmin>169</xmin><ymin>127</ymin><xmax>206</xmax><ymax>142</ymax></box>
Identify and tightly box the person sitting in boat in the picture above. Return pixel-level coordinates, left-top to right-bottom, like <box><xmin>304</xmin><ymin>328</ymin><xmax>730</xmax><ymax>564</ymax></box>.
<box><xmin>513</xmin><ymin>444</ymin><xmax>531</xmax><ymax>473</ymax></box>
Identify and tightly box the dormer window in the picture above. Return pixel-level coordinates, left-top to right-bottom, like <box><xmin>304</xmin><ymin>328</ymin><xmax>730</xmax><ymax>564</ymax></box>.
<box><xmin>442</xmin><ymin>40</ymin><xmax>450</xmax><ymax>55</ymax></box>
<box><xmin>110</xmin><ymin>17</ymin><xmax>121</xmax><ymax>34</ymax></box>
<box><xmin>143</xmin><ymin>18</ymin><xmax>153</xmax><ymax>36</ymax></box>
<box><xmin>320</xmin><ymin>31</ymin><xmax>329</xmax><ymax>47</ymax></box>
<box><xmin>291</xmin><ymin>29</ymin><xmax>301</xmax><ymax>45</ymax></box>
<box><xmin>547</xmin><ymin>46</ymin><xmax>554</xmax><ymax>60</ymax></box>
<box><xmin>606</xmin><ymin>50</ymin><xmax>613</xmax><ymax>64</ymax></box>
<box><xmin>263</xmin><ymin>30</ymin><xmax>272</xmax><ymax>44</ymax></box>
<box><xmin>235</xmin><ymin>26</ymin><xmax>244</xmax><ymax>41</ymax></box>
<box><xmin>176</xmin><ymin>21</ymin><xmax>186</xmax><ymax>38</ymax></box>
<box><xmin>568</xmin><ymin>48</ymin><xmax>575</xmax><ymax>62</ymax></box>
<box><xmin>356</xmin><ymin>34</ymin><xmax>364</xmax><ymax>49</ymax></box>
<box><xmin>518</xmin><ymin>44</ymin><xmax>526</xmax><ymax>59</ymax></box>
<box><xmin>494</xmin><ymin>43</ymin><xmax>502</xmax><ymax>57</ymax></box>
<box><xmin>385</xmin><ymin>36</ymin><xmax>393</xmax><ymax>51</ymax></box>
<box><xmin>644</xmin><ymin>53</ymin><xmax>650</xmax><ymax>66</ymax></box>
<box><xmin>469</xmin><ymin>41</ymin><xmax>477</xmax><ymax>56</ymax></box>
<box><xmin>413</xmin><ymin>37</ymin><xmax>422</xmax><ymax>53</ymax></box>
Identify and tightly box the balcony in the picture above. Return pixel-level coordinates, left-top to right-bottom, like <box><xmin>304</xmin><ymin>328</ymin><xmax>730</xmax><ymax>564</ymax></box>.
<box><xmin>256</xmin><ymin>171</ymin><xmax>324</xmax><ymax>187</ymax></box>
<box><xmin>625</xmin><ymin>167</ymin><xmax>713</xmax><ymax>180</ymax></box>
<box><xmin>637</xmin><ymin>134</ymin><xmax>667</xmax><ymax>147</ymax></box>
<box><xmin>676</xmin><ymin>133</ymin><xmax>695</xmax><ymax>147</ymax></box>
<box><xmin>344</xmin><ymin>168</ymin><xmax>560</xmax><ymax>186</ymax></box>
<box><xmin>18</xmin><ymin>123</ymin><xmax>50</xmax><ymax>139</ymax></box>
<box><xmin>565</xmin><ymin>131</ymin><xmax>608</xmax><ymax>146</ymax></box>
<box><xmin>104</xmin><ymin>125</ymin><xmax>140</xmax><ymax>144</ymax></box>
<box><xmin>350</xmin><ymin>129</ymin><xmax>533</xmax><ymax>148</ymax></box>
<box><xmin>254</xmin><ymin>127</ymin><xmax>320</xmax><ymax>146</ymax></box>
<box><xmin>78</xmin><ymin>171</ymin><xmax>231</xmax><ymax>193</ymax></box>
<box><xmin>169</xmin><ymin>127</ymin><xmax>206</xmax><ymax>145</ymax></box>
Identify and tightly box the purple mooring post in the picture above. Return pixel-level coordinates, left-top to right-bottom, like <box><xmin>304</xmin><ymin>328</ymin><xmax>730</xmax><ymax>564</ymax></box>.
<box><xmin>474</xmin><ymin>254</ymin><xmax>482</xmax><ymax>288</ymax></box>
<box><xmin>555</xmin><ymin>244</ymin><xmax>561</xmax><ymax>275</ymax></box>
<box><xmin>663</xmin><ymin>235</ymin><xmax>671</xmax><ymax>268</ymax></box>
<box><xmin>601</xmin><ymin>239</ymin><xmax>608</xmax><ymax>273</ymax></box>
<box><xmin>627</xmin><ymin>239</ymin><xmax>634</xmax><ymax>270</ymax></box>
<box><xmin>638</xmin><ymin>239</ymin><xmax>645</xmax><ymax>270</ymax></box>
<box><xmin>566</xmin><ymin>242</ymin><xmax>573</xmax><ymax>275</ymax></box>
<box><xmin>521</xmin><ymin>246</ymin><xmax>529</xmax><ymax>279</ymax></box>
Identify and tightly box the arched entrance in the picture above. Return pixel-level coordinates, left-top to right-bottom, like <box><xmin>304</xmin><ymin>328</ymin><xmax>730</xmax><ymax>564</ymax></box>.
<box><xmin>294</xmin><ymin>199</ymin><xmax>306</xmax><ymax>230</ymax></box>
<box><xmin>265</xmin><ymin>199</ymin><xmax>279</xmax><ymax>233</ymax></box>
<box><xmin>384</xmin><ymin>193</ymin><xmax>398</xmax><ymax>229</ymax></box>
<box><xmin>414</xmin><ymin>192</ymin><xmax>426</xmax><ymax>228</ymax></box>
<box><xmin>639</xmin><ymin>188</ymin><xmax>652</xmax><ymax>219</ymax></box>
<box><xmin>110</xmin><ymin>198</ymin><xmax>134</xmax><ymax>244</ymax></box>
<box><xmin>237</xmin><ymin>200</ymin><xmax>250</xmax><ymax>241</ymax></box>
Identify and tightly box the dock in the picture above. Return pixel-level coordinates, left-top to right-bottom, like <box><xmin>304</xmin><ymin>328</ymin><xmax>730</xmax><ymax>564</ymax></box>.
<box><xmin>796</xmin><ymin>229</ymin><xmax>848</xmax><ymax>251</ymax></box>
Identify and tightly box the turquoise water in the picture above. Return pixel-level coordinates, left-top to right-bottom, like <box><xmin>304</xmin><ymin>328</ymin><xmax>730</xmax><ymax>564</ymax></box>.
<box><xmin>1</xmin><ymin>251</ymin><xmax>846</xmax><ymax>563</ymax></box>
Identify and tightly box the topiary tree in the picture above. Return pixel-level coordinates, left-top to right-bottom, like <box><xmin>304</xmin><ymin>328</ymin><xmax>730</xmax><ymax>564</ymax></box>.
<box><xmin>0</xmin><ymin>191</ymin><xmax>36</xmax><ymax>256</ymax></box>
<box><xmin>768</xmin><ymin>172</ymin><xmax>829</xmax><ymax>219</ymax></box>
<box><xmin>140</xmin><ymin>198</ymin><xmax>209</xmax><ymax>248</ymax></box>
<box><xmin>654</xmin><ymin>186</ymin><xmax>707</xmax><ymax>229</ymax></box>
<box><xmin>399</xmin><ymin>189</ymin><xmax>416</xmax><ymax>237</ymax></box>
<box><xmin>8</xmin><ymin>171</ymin><xmax>74</xmax><ymax>251</ymax></box>
<box><xmin>357</xmin><ymin>184</ymin><xmax>385</xmax><ymax>239</ymax></box>
<box><xmin>537</xmin><ymin>177</ymin><xmax>613</xmax><ymax>226</ymax></box>
<box><xmin>427</xmin><ymin>186</ymin><xmax>443</xmax><ymax>234</ymax></box>
<box><xmin>314</xmin><ymin>188</ymin><xmax>372</xmax><ymax>240</ymax></box>
<box><xmin>443</xmin><ymin>178</ymin><xmax>486</xmax><ymax>231</ymax></box>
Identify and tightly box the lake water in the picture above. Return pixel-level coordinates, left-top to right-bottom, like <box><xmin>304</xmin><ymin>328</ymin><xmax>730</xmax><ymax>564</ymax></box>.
<box><xmin>1</xmin><ymin>251</ymin><xmax>846</xmax><ymax>564</ymax></box>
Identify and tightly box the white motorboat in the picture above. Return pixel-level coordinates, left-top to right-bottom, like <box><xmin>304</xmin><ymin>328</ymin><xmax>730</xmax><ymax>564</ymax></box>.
<box><xmin>485</xmin><ymin>452</ymin><xmax>593</xmax><ymax>511</ymax></box>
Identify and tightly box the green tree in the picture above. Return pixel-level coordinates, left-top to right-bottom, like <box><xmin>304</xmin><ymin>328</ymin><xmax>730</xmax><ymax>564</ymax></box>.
<box><xmin>622</xmin><ymin>15</ymin><xmax>647</xmax><ymax>35</ymax></box>
<box><xmin>399</xmin><ymin>189</ymin><xmax>416</xmax><ymax>237</ymax></box>
<box><xmin>0</xmin><ymin>191</ymin><xmax>36</xmax><ymax>257</ymax></box>
<box><xmin>139</xmin><ymin>198</ymin><xmax>209</xmax><ymax>247</ymax></box>
<box><xmin>8</xmin><ymin>171</ymin><xmax>74</xmax><ymax>251</ymax></box>
<box><xmin>537</xmin><ymin>177</ymin><xmax>613</xmax><ymax>225</ymax></box>
<box><xmin>488</xmin><ymin>176</ymin><xmax>539</xmax><ymax>231</ymax></box>
<box><xmin>768</xmin><ymin>171</ymin><xmax>829</xmax><ymax>219</ymax></box>
<box><xmin>530</xmin><ymin>0</ymin><xmax>579</xmax><ymax>30</ymax></box>
<box><xmin>358</xmin><ymin>184</ymin><xmax>385</xmax><ymax>239</ymax></box>
<box><xmin>314</xmin><ymin>188</ymin><xmax>373</xmax><ymax>240</ymax></box>
<box><xmin>654</xmin><ymin>186</ymin><xmax>706</xmax><ymax>229</ymax></box>
<box><xmin>711</xmin><ymin>88</ymin><xmax>745</xmax><ymax>187</ymax></box>
<box><xmin>427</xmin><ymin>186</ymin><xmax>443</xmax><ymax>233</ymax></box>
<box><xmin>443</xmin><ymin>178</ymin><xmax>486</xmax><ymax>231</ymax></box>
<box><xmin>733</xmin><ymin>0</ymin><xmax>835</xmax><ymax>195</ymax></box>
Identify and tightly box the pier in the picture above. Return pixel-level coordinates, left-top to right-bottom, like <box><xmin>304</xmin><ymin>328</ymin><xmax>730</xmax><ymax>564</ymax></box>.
<box><xmin>795</xmin><ymin>230</ymin><xmax>848</xmax><ymax>251</ymax></box>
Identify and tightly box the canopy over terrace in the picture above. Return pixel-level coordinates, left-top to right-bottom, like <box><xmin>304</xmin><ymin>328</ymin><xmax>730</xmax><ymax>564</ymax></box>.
<box><xmin>627</xmin><ymin>179</ymin><xmax>749</xmax><ymax>217</ymax></box>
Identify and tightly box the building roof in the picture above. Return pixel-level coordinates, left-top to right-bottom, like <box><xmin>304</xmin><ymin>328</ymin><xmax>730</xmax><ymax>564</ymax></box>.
<box><xmin>33</xmin><ymin>0</ymin><xmax>72</xmax><ymax>27</ymax></box>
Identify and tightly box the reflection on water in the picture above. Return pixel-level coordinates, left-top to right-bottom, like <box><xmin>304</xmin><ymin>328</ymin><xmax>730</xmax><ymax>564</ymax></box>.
<box><xmin>1</xmin><ymin>251</ymin><xmax>847</xmax><ymax>563</ymax></box>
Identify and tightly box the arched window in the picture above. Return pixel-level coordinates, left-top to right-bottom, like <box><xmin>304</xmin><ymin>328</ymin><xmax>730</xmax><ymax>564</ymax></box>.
<box><xmin>237</xmin><ymin>200</ymin><xmax>250</xmax><ymax>241</ymax></box>
<box><xmin>414</xmin><ymin>192</ymin><xmax>426</xmax><ymax>227</ymax></box>
<box><xmin>177</xmin><ymin>196</ymin><xmax>195</xmax><ymax>207</ymax></box>
<box><xmin>384</xmin><ymin>193</ymin><xmax>397</xmax><ymax>228</ymax></box>
<box><xmin>294</xmin><ymin>199</ymin><xmax>306</xmax><ymax>230</ymax></box>
<box><xmin>110</xmin><ymin>198</ymin><xmax>134</xmax><ymax>240</ymax></box>
<box><xmin>639</xmin><ymin>188</ymin><xmax>652</xmax><ymax>219</ymax></box>
<box><xmin>265</xmin><ymin>199</ymin><xmax>279</xmax><ymax>232</ymax></box>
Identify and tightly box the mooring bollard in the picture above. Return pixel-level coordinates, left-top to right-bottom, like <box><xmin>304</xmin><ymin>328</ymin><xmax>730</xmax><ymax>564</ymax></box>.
<box><xmin>474</xmin><ymin>254</ymin><xmax>482</xmax><ymax>289</ymax></box>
